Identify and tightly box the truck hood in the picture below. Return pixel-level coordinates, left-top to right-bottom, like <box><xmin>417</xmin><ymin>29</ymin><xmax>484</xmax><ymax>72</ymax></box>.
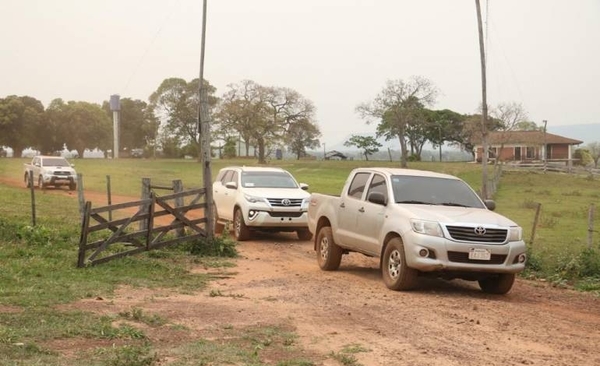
<box><xmin>244</xmin><ymin>188</ymin><xmax>310</xmax><ymax>199</ymax></box>
<box><xmin>398</xmin><ymin>204</ymin><xmax>519</xmax><ymax>227</ymax></box>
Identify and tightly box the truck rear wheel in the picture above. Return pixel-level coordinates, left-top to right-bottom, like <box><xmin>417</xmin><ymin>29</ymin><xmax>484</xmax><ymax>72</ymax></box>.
<box><xmin>381</xmin><ymin>237</ymin><xmax>418</xmax><ymax>291</ymax></box>
<box><xmin>25</xmin><ymin>173</ymin><xmax>31</xmax><ymax>188</ymax></box>
<box><xmin>316</xmin><ymin>226</ymin><xmax>342</xmax><ymax>270</ymax></box>
<box><xmin>478</xmin><ymin>273</ymin><xmax>515</xmax><ymax>294</ymax></box>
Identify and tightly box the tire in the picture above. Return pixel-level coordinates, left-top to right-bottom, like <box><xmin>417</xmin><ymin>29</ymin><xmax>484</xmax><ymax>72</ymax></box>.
<box><xmin>69</xmin><ymin>182</ymin><xmax>76</xmax><ymax>191</ymax></box>
<box><xmin>316</xmin><ymin>226</ymin><xmax>342</xmax><ymax>270</ymax></box>
<box><xmin>25</xmin><ymin>173</ymin><xmax>31</xmax><ymax>188</ymax></box>
<box><xmin>478</xmin><ymin>273</ymin><xmax>515</xmax><ymax>295</ymax></box>
<box><xmin>381</xmin><ymin>237</ymin><xmax>419</xmax><ymax>291</ymax></box>
<box><xmin>233</xmin><ymin>208</ymin><xmax>250</xmax><ymax>241</ymax></box>
<box><xmin>37</xmin><ymin>176</ymin><xmax>45</xmax><ymax>190</ymax></box>
<box><xmin>213</xmin><ymin>203</ymin><xmax>225</xmax><ymax>235</ymax></box>
<box><xmin>297</xmin><ymin>228</ymin><xmax>313</xmax><ymax>241</ymax></box>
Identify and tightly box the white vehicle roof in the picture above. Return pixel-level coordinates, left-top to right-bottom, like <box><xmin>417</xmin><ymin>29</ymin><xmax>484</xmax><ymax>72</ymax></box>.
<box><xmin>352</xmin><ymin>167</ymin><xmax>461</xmax><ymax>181</ymax></box>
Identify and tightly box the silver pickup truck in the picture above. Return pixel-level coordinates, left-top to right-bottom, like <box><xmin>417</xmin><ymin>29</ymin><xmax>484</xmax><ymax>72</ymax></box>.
<box><xmin>23</xmin><ymin>155</ymin><xmax>77</xmax><ymax>190</ymax></box>
<box><xmin>307</xmin><ymin>167</ymin><xmax>527</xmax><ymax>294</ymax></box>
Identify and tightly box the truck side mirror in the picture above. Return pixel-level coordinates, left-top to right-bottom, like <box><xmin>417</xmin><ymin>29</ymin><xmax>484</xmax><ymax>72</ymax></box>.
<box><xmin>367</xmin><ymin>192</ymin><xmax>387</xmax><ymax>206</ymax></box>
<box><xmin>299</xmin><ymin>183</ymin><xmax>309</xmax><ymax>191</ymax></box>
<box><xmin>484</xmin><ymin>200</ymin><xmax>496</xmax><ymax>211</ymax></box>
<box><xmin>225</xmin><ymin>181</ymin><xmax>238</xmax><ymax>190</ymax></box>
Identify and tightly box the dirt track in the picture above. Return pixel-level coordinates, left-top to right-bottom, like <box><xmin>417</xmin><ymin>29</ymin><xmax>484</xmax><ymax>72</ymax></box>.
<box><xmin>3</xmin><ymin>178</ymin><xmax>600</xmax><ymax>365</ymax></box>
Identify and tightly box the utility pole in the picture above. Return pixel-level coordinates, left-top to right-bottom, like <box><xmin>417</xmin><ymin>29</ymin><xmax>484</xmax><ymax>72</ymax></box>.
<box><xmin>475</xmin><ymin>0</ymin><xmax>489</xmax><ymax>199</ymax></box>
<box><xmin>197</xmin><ymin>0</ymin><xmax>214</xmax><ymax>237</ymax></box>
<box><xmin>543</xmin><ymin>119</ymin><xmax>547</xmax><ymax>172</ymax></box>
<box><xmin>110</xmin><ymin>95</ymin><xmax>120</xmax><ymax>159</ymax></box>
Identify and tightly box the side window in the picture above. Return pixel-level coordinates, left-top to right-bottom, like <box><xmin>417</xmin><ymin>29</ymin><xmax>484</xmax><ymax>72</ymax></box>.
<box><xmin>347</xmin><ymin>173</ymin><xmax>370</xmax><ymax>199</ymax></box>
<box><xmin>221</xmin><ymin>170</ymin><xmax>233</xmax><ymax>184</ymax></box>
<box><xmin>230</xmin><ymin>171</ymin><xmax>239</xmax><ymax>185</ymax></box>
<box><xmin>366</xmin><ymin>174</ymin><xmax>388</xmax><ymax>203</ymax></box>
<box><xmin>215</xmin><ymin>170</ymin><xmax>225</xmax><ymax>183</ymax></box>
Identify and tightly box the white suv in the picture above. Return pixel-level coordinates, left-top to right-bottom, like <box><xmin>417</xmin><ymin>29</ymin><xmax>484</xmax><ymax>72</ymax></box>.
<box><xmin>213</xmin><ymin>166</ymin><xmax>312</xmax><ymax>241</ymax></box>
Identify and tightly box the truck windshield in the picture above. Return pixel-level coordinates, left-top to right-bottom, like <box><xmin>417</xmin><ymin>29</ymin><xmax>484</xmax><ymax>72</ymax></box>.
<box><xmin>43</xmin><ymin>158</ymin><xmax>70</xmax><ymax>167</ymax></box>
<box><xmin>391</xmin><ymin>175</ymin><xmax>485</xmax><ymax>208</ymax></box>
<box><xmin>241</xmin><ymin>171</ymin><xmax>298</xmax><ymax>188</ymax></box>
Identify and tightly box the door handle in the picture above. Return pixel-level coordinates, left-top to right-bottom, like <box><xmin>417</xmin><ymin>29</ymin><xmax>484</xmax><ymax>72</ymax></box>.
<box><xmin>358</xmin><ymin>207</ymin><xmax>365</xmax><ymax>213</ymax></box>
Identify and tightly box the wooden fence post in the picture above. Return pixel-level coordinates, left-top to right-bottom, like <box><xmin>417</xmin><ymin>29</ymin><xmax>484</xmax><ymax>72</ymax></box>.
<box><xmin>106</xmin><ymin>175</ymin><xmax>112</xmax><ymax>222</ymax></box>
<box><xmin>588</xmin><ymin>204</ymin><xmax>595</xmax><ymax>249</ymax></box>
<box><xmin>173</xmin><ymin>179</ymin><xmax>184</xmax><ymax>237</ymax></box>
<box><xmin>78</xmin><ymin>201</ymin><xmax>91</xmax><ymax>268</ymax></box>
<box><xmin>28</xmin><ymin>170</ymin><xmax>36</xmax><ymax>226</ymax></box>
<box><xmin>530</xmin><ymin>203</ymin><xmax>542</xmax><ymax>246</ymax></box>
<box><xmin>77</xmin><ymin>174</ymin><xmax>85</xmax><ymax>219</ymax></box>
<box><xmin>140</xmin><ymin>178</ymin><xmax>151</xmax><ymax>231</ymax></box>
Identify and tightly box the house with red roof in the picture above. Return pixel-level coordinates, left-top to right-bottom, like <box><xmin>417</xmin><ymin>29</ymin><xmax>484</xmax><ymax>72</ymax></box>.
<box><xmin>473</xmin><ymin>130</ymin><xmax>583</xmax><ymax>163</ymax></box>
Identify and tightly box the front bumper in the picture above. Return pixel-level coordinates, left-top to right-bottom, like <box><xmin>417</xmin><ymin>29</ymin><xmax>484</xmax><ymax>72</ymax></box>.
<box><xmin>403</xmin><ymin>231</ymin><xmax>527</xmax><ymax>274</ymax></box>
<box><xmin>43</xmin><ymin>175</ymin><xmax>75</xmax><ymax>186</ymax></box>
<box><xmin>244</xmin><ymin>208</ymin><xmax>308</xmax><ymax>229</ymax></box>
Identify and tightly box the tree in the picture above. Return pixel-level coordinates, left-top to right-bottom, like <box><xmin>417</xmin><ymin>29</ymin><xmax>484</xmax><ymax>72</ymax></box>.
<box><xmin>216</xmin><ymin>80</ymin><xmax>318</xmax><ymax>164</ymax></box>
<box><xmin>149</xmin><ymin>78</ymin><xmax>218</xmax><ymax>160</ymax></box>
<box><xmin>586</xmin><ymin>142</ymin><xmax>600</xmax><ymax>168</ymax></box>
<box><xmin>344</xmin><ymin>135</ymin><xmax>382</xmax><ymax>161</ymax></box>
<box><xmin>46</xmin><ymin>99</ymin><xmax>112</xmax><ymax>158</ymax></box>
<box><xmin>0</xmin><ymin>95</ymin><xmax>45</xmax><ymax>157</ymax></box>
<box><xmin>102</xmin><ymin>98</ymin><xmax>159</xmax><ymax>155</ymax></box>
<box><xmin>423</xmin><ymin>109</ymin><xmax>466</xmax><ymax>162</ymax></box>
<box><xmin>286</xmin><ymin>118</ymin><xmax>321</xmax><ymax>159</ymax></box>
<box><xmin>356</xmin><ymin>76</ymin><xmax>439</xmax><ymax>167</ymax></box>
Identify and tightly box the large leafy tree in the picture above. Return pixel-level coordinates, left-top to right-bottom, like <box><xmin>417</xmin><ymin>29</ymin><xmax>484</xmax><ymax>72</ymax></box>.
<box><xmin>46</xmin><ymin>99</ymin><xmax>112</xmax><ymax>158</ymax></box>
<box><xmin>102</xmin><ymin>98</ymin><xmax>159</xmax><ymax>154</ymax></box>
<box><xmin>0</xmin><ymin>95</ymin><xmax>45</xmax><ymax>157</ymax></box>
<box><xmin>149</xmin><ymin>78</ymin><xmax>218</xmax><ymax>160</ymax></box>
<box><xmin>344</xmin><ymin>135</ymin><xmax>382</xmax><ymax>161</ymax></box>
<box><xmin>356</xmin><ymin>76</ymin><xmax>439</xmax><ymax>167</ymax></box>
<box><xmin>423</xmin><ymin>109</ymin><xmax>466</xmax><ymax>161</ymax></box>
<box><xmin>286</xmin><ymin>118</ymin><xmax>321</xmax><ymax>159</ymax></box>
<box><xmin>216</xmin><ymin>80</ymin><xmax>318</xmax><ymax>164</ymax></box>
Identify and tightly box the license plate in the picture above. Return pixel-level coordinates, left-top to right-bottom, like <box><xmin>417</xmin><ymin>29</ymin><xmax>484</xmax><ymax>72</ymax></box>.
<box><xmin>469</xmin><ymin>248</ymin><xmax>491</xmax><ymax>261</ymax></box>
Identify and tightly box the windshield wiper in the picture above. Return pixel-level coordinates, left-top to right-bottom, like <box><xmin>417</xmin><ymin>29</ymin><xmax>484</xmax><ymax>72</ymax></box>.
<box><xmin>439</xmin><ymin>202</ymin><xmax>469</xmax><ymax>207</ymax></box>
<box><xmin>396</xmin><ymin>200</ymin><xmax>431</xmax><ymax>205</ymax></box>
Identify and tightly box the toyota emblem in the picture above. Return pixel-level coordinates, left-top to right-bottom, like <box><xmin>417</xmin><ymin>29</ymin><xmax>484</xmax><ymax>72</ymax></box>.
<box><xmin>474</xmin><ymin>226</ymin><xmax>486</xmax><ymax>236</ymax></box>
<box><xmin>281</xmin><ymin>199</ymin><xmax>291</xmax><ymax>206</ymax></box>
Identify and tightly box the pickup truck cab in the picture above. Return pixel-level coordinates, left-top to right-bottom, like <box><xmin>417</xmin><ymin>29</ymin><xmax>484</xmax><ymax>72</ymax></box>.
<box><xmin>213</xmin><ymin>166</ymin><xmax>312</xmax><ymax>241</ymax></box>
<box><xmin>23</xmin><ymin>155</ymin><xmax>77</xmax><ymax>190</ymax></box>
<box><xmin>308</xmin><ymin>167</ymin><xmax>527</xmax><ymax>294</ymax></box>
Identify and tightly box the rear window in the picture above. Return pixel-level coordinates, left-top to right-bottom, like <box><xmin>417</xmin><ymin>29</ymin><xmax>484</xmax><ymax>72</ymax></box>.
<box><xmin>347</xmin><ymin>172</ymin><xmax>370</xmax><ymax>199</ymax></box>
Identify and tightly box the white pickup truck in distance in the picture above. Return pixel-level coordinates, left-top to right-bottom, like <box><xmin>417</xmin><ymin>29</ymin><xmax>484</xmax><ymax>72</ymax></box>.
<box><xmin>23</xmin><ymin>155</ymin><xmax>77</xmax><ymax>190</ymax></box>
<box><xmin>308</xmin><ymin>167</ymin><xmax>527</xmax><ymax>294</ymax></box>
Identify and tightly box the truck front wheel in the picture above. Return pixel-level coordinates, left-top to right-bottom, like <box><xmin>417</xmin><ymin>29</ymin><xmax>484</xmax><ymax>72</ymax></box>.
<box><xmin>316</xmin><ymin>226</ymin><xmax>342</xmax><ymax>271</ymax></box>
<box><xmin>381</xmin><ymin>237</ymin><xmax>418</xmax><ymax>291</ymax></box>
<box><xmin>478</xmin><ymin>273</ymin><xmax>515</xmax><ymax>294</ymax></box>
<box><xmin>233</xmin><ymin>208</ymin><xmax>250</xmax><ymax>241</ymax></box>
<box><xmin>37</xmin><ymin>176</ymin><xmax>46</xmax><ymax>190</ymax></box>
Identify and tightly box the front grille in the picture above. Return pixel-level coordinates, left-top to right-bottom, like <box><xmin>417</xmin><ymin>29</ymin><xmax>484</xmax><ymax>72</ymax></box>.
<box><xmin>267</xmin><ymin>198</ymin><xmax>303</xmax><ymax>207</ymax></box>
<box><xmin>269</xmin><ymin>212</ymin><xmax>304</xmax><ymax>218</ymax></box>
<box><xmin>54</xmin><ymin>171</ymin><xmax>71</xmax><ymax>176</ymax></box>
<box><xmin>447</xmin><ymin>251</ymin><xmax>507</xmax><ymax>265</ymax></box>
<box><xmin>445</xmin><ymin>225</ymin><xmax>507</xmax><ymax>243</ymax></box>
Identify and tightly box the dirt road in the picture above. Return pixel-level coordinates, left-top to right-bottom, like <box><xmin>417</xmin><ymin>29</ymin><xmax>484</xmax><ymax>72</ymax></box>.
<box><xmin>3</xmin><ymin>178</ymin><xmax>600</xmax><ymax>365</ymax></box>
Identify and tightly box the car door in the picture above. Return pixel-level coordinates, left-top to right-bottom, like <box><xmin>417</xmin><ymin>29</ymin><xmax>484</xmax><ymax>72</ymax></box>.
<box><xmin>336</xmin><ymin>172</ymin><xmax>371</xmax><ymax>249</ymax></box>
<box><xmin>355</xmin><ymin>173</ymin><xmax>388</xmax><ymax>256</ymax></box>
<box><xmin>221</xmin><ymin>170</ymin><xmax>239</xmax><ymax>220</ymax></box>
<box><xmin>213</xmin><ymin>170</ymin><xmax>233</xmax><ymax>220</ymax></box>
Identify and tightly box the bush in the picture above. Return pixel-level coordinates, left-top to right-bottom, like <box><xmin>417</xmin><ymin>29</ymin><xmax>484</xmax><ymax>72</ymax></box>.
<box><xmin>186</xmin><ymin>234</ymin><xmax>238</xmax><ymax>258</ymax></box>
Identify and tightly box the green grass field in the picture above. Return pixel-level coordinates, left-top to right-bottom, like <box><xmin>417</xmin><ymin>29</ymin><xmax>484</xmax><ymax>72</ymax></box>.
<box><xmin>0</xmin><ymin>156</ymin><xmax>599</xmax><ymax>365</ymax></box>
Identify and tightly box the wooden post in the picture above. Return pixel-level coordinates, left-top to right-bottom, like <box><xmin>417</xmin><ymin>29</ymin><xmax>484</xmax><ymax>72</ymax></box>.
<box><xmin>530</xmin><ymin>203</ymin><xmax>542</xmax><ymax>246</ymax></box>
<box><xmin>77</xmin><ymin>174</ymin><xmax>85</xmax><ymax>219</ymax></box>
<box><xmin>106</xmin><ymin>175</ymin><xmax>112</xmax><ymax>222</ymax></box>
<box><xmin>140</xmin><ymin>178</ymin><xmax>151</xmax><ymax>231</ymax></box>
<box><xmin>78</xmin><ymin>201</ymin><xmax>92</xmax><ymax>268</ymax></box>
<box><xmin>173</xmin><ymin>179</ymin><xmax>184</xmax><ymax>237</ymax></box>
<box><xmin>588</xmin><ymin>204</ymin><xmax>595</xmax><ymax>249</ymax></box>
<box><xmin>28</xmin><ymin>170</ymin><xmax>36</xmax><ymax>226</ymax></box>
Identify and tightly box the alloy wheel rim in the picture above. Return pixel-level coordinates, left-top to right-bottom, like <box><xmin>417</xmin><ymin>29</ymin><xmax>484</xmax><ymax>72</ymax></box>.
<box><xmin>388</xmin><ymin>249</ymin><xmax>401</xmax><ymax>279</ymax></box>
<box><xmin>320</xmin><ymin>237</ymin><xmax>329</xmax><ymax>260</ymax></box>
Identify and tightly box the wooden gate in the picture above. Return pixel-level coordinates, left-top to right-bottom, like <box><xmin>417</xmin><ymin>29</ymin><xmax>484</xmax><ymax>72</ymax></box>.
<box><xmin>78</xmin><ymin>188</ymin><xmax>207</xmax><ymax>267</ymax></box>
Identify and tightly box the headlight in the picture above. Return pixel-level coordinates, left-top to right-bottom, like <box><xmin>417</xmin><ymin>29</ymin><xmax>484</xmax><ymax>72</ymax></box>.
<box><xmin>410</xmin><ymin>219</ymin><xmax>443</xmax><ymax>237</ymax></box>
<box><xmin>244</xmin><ymin>194</ymin><xmax>266</xmax><ymax>204</ymax></box>
<box><xmin>508</xmin><ymin>227</ymin><xmax>522</xmax><ymax>241</ymax></box>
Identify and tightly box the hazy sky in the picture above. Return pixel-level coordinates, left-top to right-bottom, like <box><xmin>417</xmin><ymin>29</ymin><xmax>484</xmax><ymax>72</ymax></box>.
<box><xmin>1</xmin><ymin>0</ymin><xmax>599</xmax><ymax>146</ymax></box>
